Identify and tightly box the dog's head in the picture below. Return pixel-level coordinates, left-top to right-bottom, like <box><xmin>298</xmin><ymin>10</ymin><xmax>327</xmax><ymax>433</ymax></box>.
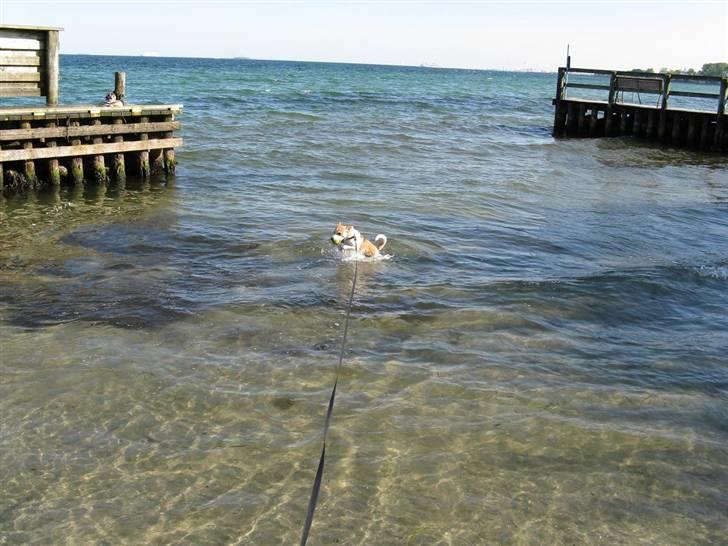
<box><xmin>105</xmin><ymin>91</ymin><xmax>116</xmax><ymax>103</ymax></box>
<box><xmin>331</xmin><ymin>222</ymin><xmax>359</xmax><ymax>246</ymax></box>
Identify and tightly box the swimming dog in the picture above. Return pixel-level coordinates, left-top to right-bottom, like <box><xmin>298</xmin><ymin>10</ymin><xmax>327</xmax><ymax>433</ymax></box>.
<box><xmin>331</xmin><ymin>222</ymin><xmax>387</xmax><ymax>258</ymax></box>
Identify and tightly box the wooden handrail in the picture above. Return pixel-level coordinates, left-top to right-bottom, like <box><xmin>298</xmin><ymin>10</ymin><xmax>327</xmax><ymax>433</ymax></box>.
<box><xmin>558</xmin><ymin>67</ymin><xmax>727</xmax><ymax>114</ymax></box>
<box><xmin>561</xmin><ymin>66</ymin><xmax>725</xmax><ymax>83</ymax></box>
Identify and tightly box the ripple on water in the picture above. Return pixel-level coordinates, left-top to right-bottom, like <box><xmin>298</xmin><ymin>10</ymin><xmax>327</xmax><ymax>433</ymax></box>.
<box><xmin>1</xmin><ymin>58</ymin><xmax>728</xmax><ymax>544</ymax></box>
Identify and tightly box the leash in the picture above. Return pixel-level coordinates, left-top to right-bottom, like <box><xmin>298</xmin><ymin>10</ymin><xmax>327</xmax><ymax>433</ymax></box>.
<box><xmin>300</xmin><ymin>237</ymin><xmax>359</xmax><ymax>546</ymax></box>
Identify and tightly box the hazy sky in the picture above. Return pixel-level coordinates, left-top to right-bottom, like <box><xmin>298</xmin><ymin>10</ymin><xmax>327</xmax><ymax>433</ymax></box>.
<box><xmin>2</xmin><ymin>1</ymin><xmax>726</xmax><ymax>70</ymax></box>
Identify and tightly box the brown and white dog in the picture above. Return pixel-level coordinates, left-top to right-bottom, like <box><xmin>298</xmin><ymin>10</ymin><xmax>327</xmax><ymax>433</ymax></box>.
<box><xmin>331</xmin><ymin>222</ymin><xmax>387</xmax><ymax>258</ymax></box>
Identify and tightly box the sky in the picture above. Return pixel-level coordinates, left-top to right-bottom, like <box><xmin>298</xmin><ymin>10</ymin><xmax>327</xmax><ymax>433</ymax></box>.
<box><xmin>1</xmin><ymin>0</ymin><xmax>726</xmax><ymax>71</ymax></box>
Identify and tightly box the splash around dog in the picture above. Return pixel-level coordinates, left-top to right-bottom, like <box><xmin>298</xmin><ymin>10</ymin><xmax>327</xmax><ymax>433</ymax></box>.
<box><xmin>330</xmin><ymin>222</ymin><xmax>391</xmax><ymax>261</ymax></box>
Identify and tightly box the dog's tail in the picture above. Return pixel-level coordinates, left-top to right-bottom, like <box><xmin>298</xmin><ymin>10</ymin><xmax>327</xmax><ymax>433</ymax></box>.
<box><xmin>375</xmin><ymin>234</ymin><xmax>387</xmax><ymax>251</ymax></box>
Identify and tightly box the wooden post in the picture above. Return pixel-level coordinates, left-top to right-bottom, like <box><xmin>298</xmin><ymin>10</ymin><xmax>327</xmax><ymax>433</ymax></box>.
<box><xmin>672</xmin><ymin>113</ymin><xmax>682</xmax><ymax>146</ymax></box>
<box><xmin>47</xmin><ymin>121</ymin><xmax>61</xmax><ymax>185</ymax></box>
<box><xmin>700</xmin><ymin>117</ymin><xmax>711</xmax><ymax>149</ymax></box>
<box><xmin>114</xmin><ymin>72</ymin><xmax>126</xmax><ymax>102</ymax></box>
<box><xmin>619</xmin><ymin>111</ymin><xmax>628</xmax><ymax>135</ymax></box>
<box><xmin>565</xmin><ymin>102</ymin><xmax>577</xmax><ymax>136</ymax></box>
<box><xmin>577</xmin><ymin>103</ymin><xmax>586</xmax><ymax>135</ymax></box>
<box><xmin>686</xmin><ymin>115</ymin><xmax>697</xmax><ymax>147</ymax></box>
<box><xmin>553</xmin><ymin>67</ymin><xmax>567</xmax><ymax>137</ymax></box>
<box><xmin>588</xmin><ymin>106</ymin><xmax>599</xmax><ymax>137</ymax></box>
<box><xmin>112</xmin><ymin>118</ymin><xmax>126</xmax><ymax>183</ymax></box>
<box><xmin>21</xmin><ymin>122</ymin><xmax>37</xmax><ymax>186</ymax></box>
<box><xmin>92</xmin><ymin>119</ymin><xmax>108</xmax><ymax>184</ymax></box>
<box><xmin>70</xmin><ymin>121</ymin><xmax>84</xmax><ymax>184</ymax></box>
<box><xmin>45</xmin><ymin>30</ymin><xmax>60</xmax><ymax>106</ymax></box>
<box><xmin>164</xmin><ymin>150</ymin><xmax>175</xmax><ymax>176</ymax></box>
<box><xmin>138</xmin><ymin>116</ymin><xmax>150</xmax><ymax>178</ymax></box>
<box><xmin>0</xmin><ymin>143</ymin><xmax>3</xmax><ymax>190</ymax></box>
<box><xmin>164</xmin><ymin>113</ymin><xmax>176</xmax><ymax>176</ymax></box>
<box><xmin>662</xmin><ymin>74</ymin><xmax>671</xmax><ymax>110</ymax></box>
<box><xmin>646</xmin><ymin>110</ymin><xmax>656</xmax><ymax>139</ymax></box>
<box><xmin>150</xmin><ymin>117</ymin><xmax>165</xmax><ymax>174</ymax></box>
<box><xmin>714</xmin><ymin>78</ymin><xmax>727</xmax><ymax>151</ymax></box>
<box><xmin>632</xmin><ymin>109</ymin><xmax>641</xmax><ymax>137</ymax></box>
<box><xmin>604</xmin><ymin>73</ymin><xmax>617</xmax><ymax>137</ymax></box>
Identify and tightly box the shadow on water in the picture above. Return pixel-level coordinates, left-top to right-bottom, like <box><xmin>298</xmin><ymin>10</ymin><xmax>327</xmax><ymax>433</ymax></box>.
<box><xmin>0</xmin><ymin>177</ymin><xmax>188</xmax><ymax>329</ymax></box>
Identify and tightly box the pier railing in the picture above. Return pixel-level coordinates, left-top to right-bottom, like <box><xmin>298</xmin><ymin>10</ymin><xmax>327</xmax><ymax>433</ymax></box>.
<box><xmin>556</xmin><ymin>67</ymin><xmax>727</xmax><ymax>113</ymax></box>
<box><xmin>553</xmin><ymin>66</ymin><xmax>727</xmax><ymax>151</ymax></box>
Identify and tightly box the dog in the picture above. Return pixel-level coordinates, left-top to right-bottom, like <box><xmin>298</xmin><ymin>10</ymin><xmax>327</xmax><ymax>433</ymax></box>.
<box><xmin>104</xmin><ymin>91</ymin><xmax>124</xmax><ymax>107</ymax></box>
<box><xmin>331</xmin><ymin>222</ymin><xmax>387</xmax><ymax>258</ymax></box>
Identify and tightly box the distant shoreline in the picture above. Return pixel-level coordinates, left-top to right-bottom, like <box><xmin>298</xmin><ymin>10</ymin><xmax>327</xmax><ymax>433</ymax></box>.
<box><xmin>59</xmin><ymin>53</ymin><xmax>555</xmax><ymax>74</ymax></box>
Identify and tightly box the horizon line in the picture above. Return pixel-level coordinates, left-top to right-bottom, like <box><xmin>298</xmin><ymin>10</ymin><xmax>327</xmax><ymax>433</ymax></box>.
<box><xmin>59</xmin><ymin>52</ymin><xmax>556</xmax><ymax>73</ymax></box>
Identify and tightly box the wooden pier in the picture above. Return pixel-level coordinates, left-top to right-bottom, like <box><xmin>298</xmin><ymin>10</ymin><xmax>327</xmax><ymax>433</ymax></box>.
<box><xmin>0</xmin><ymin>24</ymin><xmax>182</xmax><ymax>190</ymax></box>
<box><xmin>552</xmin><ymin>66</ymin><xmax>727</xmax><ymax>152</ymax></box>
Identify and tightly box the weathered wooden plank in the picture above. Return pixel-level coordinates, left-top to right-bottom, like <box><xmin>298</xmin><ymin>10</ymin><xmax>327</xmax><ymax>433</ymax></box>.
<box><xmin>566</xmin><ymin>83</ymin><xmax>611</xmax><ymax>91</ymax></box>
<box><xmin>0</xmin><ymin>86</ymin><xmax>41</xmax><ymax>96</ymax></box>
<box><xmin>0</xmin><ymin>37</ymin><xmax>44</xmax><ymax>50</ymax></box>
<box><xmin>0</xmin><ymin>137</ymin><xmax>183</xmax><ymax>162</ymax></box>
<box><xmin>0</xmin><ymin>24</ymin><xmax>63</xmax><ymax>32</ymax></box>
<box><xmin>0</xmin><ymin>104</ymin><xmax>183</xmax><ymax>119</ymax></box>
<box><xmin>615</xmin><ymin>76</ymin><xmax>663</xmax><ymax>94</ymax></box>
<box><xmin>565</xmin><ymin>67</ymin><xmax>614</xmax><ymax>76</ymax></box>
<box><xmin>0</xmin><ymin>120</ymin><xmax>181</xmax><ymax>141</ymax></box>
<box><xmin>0</xmin><ymin>51</ymin><xmax>41</xmax><ymax>66</ymax></box>
<box><xmin>0</xmin><ymin>81</ymin><xmax>40</xmax><ymax>89</ymax></box>
<box><xmin>0</xmin><ymin>72</ymin><xmax>40</xmax><ymax>82</ymax></box>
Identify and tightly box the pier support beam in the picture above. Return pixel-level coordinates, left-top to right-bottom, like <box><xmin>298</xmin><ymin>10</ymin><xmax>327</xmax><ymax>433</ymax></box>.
<box><xmin>672</xmin><ymin>113</ymin><xmax>682</xmax><ymax>146</ymax></box>
<box><xmin>112</xmin><ymin>118</ymin><xmax>126</xmax><ymax>183</ymax></box>
<box><xmin>632</xmin><ymin>110</ymin><xmax>641</xmax><ymax>138</ymax></box>
<box><xmin>552</xmin><ymin>67</ymin><xmax>567</xmax><ymax>137</ymax></box>
<box><xmin>47</xmin><ymin>121</ymin><xmax>61</xmax><ymax>186</ymax></box>
<box><xmin>577</xmin><ymin>103</ymin><xmax>586</xmax><ymax>135</ymax></box>
<box><xmin>686</xmin><ymin>116</ymin><xmax>698</xmax><ymax>147</ymax></box>
<box><xmin>588</xmin><ymin>107</ymin><xmax>599</xmax><ymax>137</ymax></box>
<box><xmin>137</xmin><ymin>116</ymin><xmax>150</xmax><ymax>178</ymax></box>
<box><xmin>565</xmin><ymin>102</ymin><xmax>577</xmax><ymax>136</ymax></box>
<box><xmin>151</xmin><ymin>146</ymin><xmax>165</xmax><ymax>175</ymax></box>
<box><xmin>658</xmin><ymin>112</ymin><xmax>668</xmax><ymax>142</ymax></box>
<box><xmin>700</xmin><ymin>118</ymin><xmax>711</xmax><ymax>149</ymax></box>
<box><xmin>619</xmin><ymin>111</ymin><xmax>628</xmax><ymax>135</ymax></box>
<box><xmin>92</xmin><ymin>119</ymin><xmax>108</xmax><ymax>184</ymax></box>
<box><xmin>646</xmin><ymin>110</ymin><xmax>657</xmax><ymax>139</ymax></box>
<box><xmin>70</xmin><ymin>121</ymin><xmax>84</xmax><ymax>185</ymax></box>
<box><xmin>21</xmin><ymin>122</ymin><xmax>37</xmax><ymax>187</ymax></box>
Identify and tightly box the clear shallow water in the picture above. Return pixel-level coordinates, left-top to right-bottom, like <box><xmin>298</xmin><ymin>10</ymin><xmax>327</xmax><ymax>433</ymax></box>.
<box><xmin>1</xmin><ymin>56</ymin><xmax>728</xmax><ymax>545</ymax></box>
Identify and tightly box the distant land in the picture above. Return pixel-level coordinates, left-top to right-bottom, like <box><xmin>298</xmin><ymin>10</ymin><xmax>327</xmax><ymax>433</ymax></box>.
<box><xmin>630</xmin><ymin>62</ymin><xmax>728</xmax><ymax>77</ymax></box>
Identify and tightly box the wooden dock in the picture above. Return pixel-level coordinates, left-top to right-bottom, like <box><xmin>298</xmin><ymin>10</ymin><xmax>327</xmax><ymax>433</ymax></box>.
<box><xmin>0</xmin><ymin>24</ymin><xmax>182</xmax><ymax>190</ymax></box>
<box><xmin>0</xmin><ymin>104</ymin><xmax>182</xmax><ymax>189</ymax></box>
<box><xmin>552</xmin><ymin>66</ymin><xmax>727</xmax><ymax>152</ymax></box>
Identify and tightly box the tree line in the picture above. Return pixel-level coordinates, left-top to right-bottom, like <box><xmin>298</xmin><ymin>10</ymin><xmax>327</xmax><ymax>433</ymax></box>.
<box><xmin>631</xmin><ymin>63</ymin><xmax>728</xmax><ymax>77</ymax></box>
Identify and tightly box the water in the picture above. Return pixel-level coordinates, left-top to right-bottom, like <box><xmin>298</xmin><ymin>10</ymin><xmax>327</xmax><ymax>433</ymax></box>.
<box><xmin>1</xmin><ymin>56</ymin><xmax>727</xmax><ymax>545</ymax></box>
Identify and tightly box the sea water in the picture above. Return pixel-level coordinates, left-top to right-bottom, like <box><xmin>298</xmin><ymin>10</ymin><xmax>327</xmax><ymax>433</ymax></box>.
<box><xmin>1</xmin><ymin>55</ymin><xmax>727</xmax><ymax>544</ymax></box>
